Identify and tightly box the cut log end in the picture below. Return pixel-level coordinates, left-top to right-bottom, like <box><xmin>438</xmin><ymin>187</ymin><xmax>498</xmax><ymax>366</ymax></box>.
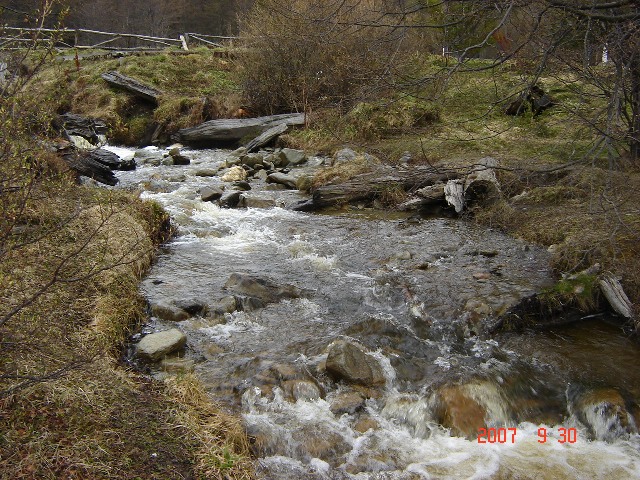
<box><xmin>599</xmin><ymin>276</ymin><xmax>636</xmax><ymax>325</ymax></box>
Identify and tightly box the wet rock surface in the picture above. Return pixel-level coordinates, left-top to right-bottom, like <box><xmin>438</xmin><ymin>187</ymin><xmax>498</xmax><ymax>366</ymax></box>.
<box><xmin>325</xmin><ymin>339</ymin><xmax>386</xmax><ymax>387</ymax></box>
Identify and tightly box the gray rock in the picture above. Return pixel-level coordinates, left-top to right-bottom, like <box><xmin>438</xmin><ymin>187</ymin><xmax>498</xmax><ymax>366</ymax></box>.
<box><xmin>172</xmin><ymin>298</ymin><xmax>208</xmax><ymax>316</ymax></box>
<box><xmin>285</xmin><ymin>380</ymin><xmax>322</xmax><ymax>402</ymax></box>
<box><xmin>279</xmin><ymin>148</ymin><xmax>307</xmax><ymax>166</ymax></box>
<box><xmin>168</xmin><ymin>145</ymin><xmax>182</xmax><ymax>156</ymax></box>
<box><xmin>171</xmin><ymin>153</ymin><xmax>191</xmax><ymax>165</ymax></box>
<box><xmin>218</xmin><ymin>190</ymin><xmax>242</xmax><ymax>208</ymax></box>
<box><xmin>223</xmin><ymin>273</ymin><xmax>310</xmax><ymax>304</ymax></box>
<box><xmin>230</xmin><ymin>146</ymin><xmax>247</xmax><ymax>157</ymax></box>
<box><xmin>150</xmin><ymin>301</ymin><xmax>190</xmax><ymax>322</ymax></box>
<box><xmin>235</xmin><ymin>296</ymin><xmax>265</xmax><ymax>311</ymax></box>
<box><xmin>239</xmin><ymin>194</ymin><xmax>276</xmax><ymax>209</ymax></box>
<box><xmin>329</xmin><ymin>391</ymin><xmax>366</xmax><ymax>415</ymax></box>
<box><xmin>209</xmin><ymin>296</ymin><xmax>238</xmax><ymax>318</ymax></box>
<box><xmin>200</xmin><ymin>185</ymin><xmax>224</xmax><ymax>202</ymax></box>
<box><xmin>195</xmin><ymin>168</ymin><xmax>218</xmax><ymax>177</ymax></box>
<box><xmin>398</xmin><ymin>151</ymin><xmax>412</xmax><ymax>165</ymax></box>
<box><xmin>263</xmin><ymin>183</ymin><xmax>288</xmax><ymax>191</ymax></box>
<box><xmin>240</xmin><ymin>152</ymin><xmax>264</xmax><ymax>168</ymax></box>
<box><xmin>254</xmin><ymin>169</ymin><xmax>269</xmax><ymax>181</ymax></box>
<box><xmin>295</xmin><ymin>174</ymin><xmax>314</xmax><ymax>192</ymax></box>
<box><xmin>136</xmin><ymin>329</ymin><xmax>187</xmax><ymax>362</ymax></box>
<box><xmin>267</xmin><ymin>172</ymin><xmax>297</xmax><ymax>189</ymax></box>
<box><xmin>160</xmin><ymin>156</ymin><xmax>174</xmax><ymax>166</ymax></box>
<box><xmin>134</xmin><ymin>149</ymin><xmax>164</xmax><ymax>166</ymax></box>
<box><xmin>325</xmin><ymin>339</ymin><xmax>386</xmax><ymax>387</ymax></box>
<box><xmin>332</xmin><ymin>148</ymin><xmax>358</xmax><ymax>166</ymax></box>
<box><xmin>232</xmin><ymin>181</ymin><xmax>252</xmax><ymax>191</ymax></box>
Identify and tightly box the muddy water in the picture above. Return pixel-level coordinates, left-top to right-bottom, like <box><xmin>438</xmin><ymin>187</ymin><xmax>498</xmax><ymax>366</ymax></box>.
<box><xmin>112</xmin><ymin>147</ymin><xmax>640</xmax><ymax>479</ymax></box>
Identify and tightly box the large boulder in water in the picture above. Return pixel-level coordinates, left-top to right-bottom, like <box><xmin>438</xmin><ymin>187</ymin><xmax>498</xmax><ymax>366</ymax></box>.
<box><xmin>568</xmin><ymin>385</ymin><xmax>638</xmax><ymax>441</ymax></box>
<box><xmin>325</xmin><ymin>339</ymin><xmax>386</xmax><ymax>387</ymax></box>
<box><xmin>223</xmin><ymin>273</ymin><xmax>310</xmax><ymax>304</ymax></box>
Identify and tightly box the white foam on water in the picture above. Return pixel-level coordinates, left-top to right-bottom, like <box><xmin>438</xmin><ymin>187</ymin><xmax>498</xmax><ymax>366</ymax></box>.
<box><xmin>368</xmin><ymin>350</ymin><xmax>396</xmax><ymax>388</ymax></box>
<box><xmin>103</xmin><ymin>144</ymin><xmax>135</xmax><ymax>160</ymax></box>
<box><xmin>244</xmin><ymin>383</ymin><xmax>640</xmax><ymax>479</ymax></box>
<box><xmin>200</xmin><ymin>315</ymin><xmax>265</xmax><ymax>341</ymax></box>
<box><xmin>434</xmin><ymin>357</ymin><xmax>452</xmax><ymax>370</ymax></box>
<box><xmin>286</xmin><ymin>239</ymin><xmax>338</xmax><ymax>271</ymax></box>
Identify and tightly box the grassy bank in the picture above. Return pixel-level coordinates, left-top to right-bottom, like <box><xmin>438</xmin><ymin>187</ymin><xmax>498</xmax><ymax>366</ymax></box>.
<box><xmin>0</xmin><ymin>171</ymin><xmax>253</xmax><ymax>478</ymax></box>
<box><xmin>30</xmin><ymin>47</ymin><xmax>241</xmax><ymax>145</ymax></box>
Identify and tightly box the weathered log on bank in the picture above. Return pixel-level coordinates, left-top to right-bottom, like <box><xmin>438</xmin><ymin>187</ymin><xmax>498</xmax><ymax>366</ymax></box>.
<box><xmin>55</xmin><ymin>113</ymin><xmax>108</xmax><ymax>146</ymax></box>
<box><xmin>60</xmin><ymin>146</ymin><xmax>119</xmax><ymax>186</ymax></box>
<box><xmin>244</xmin><ymin>123</ymin><xmax>289</xmax><ymax>152</ymax></box>
<box><xmin>178</xmin><ymin>113</ymin><xmax>305</xmax><ymax>147</ymax></box>
<box><xmin>312</xmin><ymin>166</ymin><xmax>460</xmax><ymax>209</ymax></box>
<box><xmin>101</xmin><ymin>71</ymin><xmax>161</xmax><ymax>104</ymax></box>
<box><xmin>599</xmin><ymin>275</ymin><xmax>636</xmax><ymax>327</ymax></box>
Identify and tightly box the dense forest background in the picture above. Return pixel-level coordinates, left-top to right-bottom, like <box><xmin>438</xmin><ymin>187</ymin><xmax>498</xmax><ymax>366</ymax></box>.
<box><xmin>1</xmin><ymin>0</ymin><xmax>253</xmax><ymax>36</ymax></box>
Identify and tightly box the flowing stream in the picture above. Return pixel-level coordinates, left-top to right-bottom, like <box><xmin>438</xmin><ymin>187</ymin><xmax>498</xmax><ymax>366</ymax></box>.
<box><xmin>111</xmin><ymin>146</ymin><xmax>640</xmax><ymax>479</ymax></box>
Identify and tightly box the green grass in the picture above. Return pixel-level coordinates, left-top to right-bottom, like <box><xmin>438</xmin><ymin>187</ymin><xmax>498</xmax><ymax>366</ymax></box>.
<box><xmin>30</xmin><ymin>48</ymin><xmax>241</xmax><ymax>145</ymax></box>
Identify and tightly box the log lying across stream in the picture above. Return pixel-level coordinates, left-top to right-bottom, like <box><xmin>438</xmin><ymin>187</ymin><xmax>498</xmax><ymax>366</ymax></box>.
<box><xmin>309</xmin><ymin>158</ymin><xmax>501</xmax><ymax>211</ymax></box>
<box><xmin>311</xmin><ymin>166</ymin><xmax>461</xmax><ymax>208</ymax></box>
<box><xmin>178</xmin><ymin>113</ymin><xmax>305</xmax><ymax>147</ymax></box>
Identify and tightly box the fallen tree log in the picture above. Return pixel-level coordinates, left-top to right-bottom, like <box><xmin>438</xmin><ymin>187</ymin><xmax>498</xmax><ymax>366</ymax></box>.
<box><xmin>55</xmin><ymin>113</ymin><xmax>107</xmax><ymax>146</ymax></box>
<box><xmin>312</xmin><ymin>166</ymin><xmax>460</xmax><ymax>208</ymax></box>
<box><xmin>101</xmin><ymin>71</ymin><xmax>161</xmax><ymax>104</ymax></box>
<box><xmin>178</xmin><ymin>113</ymin><xmax>305</xmax><ymax>147</ymax></box>
<box><xmin>244</xmin><ymin>122</ymin><xmax>289</xmax><ymax>152</ymax></box>
<box><xmin>60</xmin><ymin>147</ymin><xmax>119</xmax><ymax>186</ymax></box>
<box><xmin>599</xmin><ymin>275</ymin><xmax>636</xmax><ymax>326</ymax></box>
<box><xmin>444</xmin><ymin>180</ymin><xmax>465</xmax><ymax>213</ymax></box>
<box><xmin>463</xmin><ymin>157</ymin><xmax>501</xmax><ymax>207</ymax></box>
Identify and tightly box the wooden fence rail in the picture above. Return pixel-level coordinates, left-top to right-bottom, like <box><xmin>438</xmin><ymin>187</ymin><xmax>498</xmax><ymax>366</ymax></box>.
<box><xmin>0</xmin><ymin>26</ymin><xmax>238</xmax><ymax>51</ymax></box>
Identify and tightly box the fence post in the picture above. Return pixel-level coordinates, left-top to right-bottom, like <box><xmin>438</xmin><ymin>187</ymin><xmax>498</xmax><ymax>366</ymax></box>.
<box><xmin>180</xmin><ymin>34</ymin><xmax>189</xmax><ymax>51</ymax></box>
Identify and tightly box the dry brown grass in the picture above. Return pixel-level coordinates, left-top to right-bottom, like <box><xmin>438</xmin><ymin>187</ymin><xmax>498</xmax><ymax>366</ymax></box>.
<box><xmin>0</xmin><ymin>176</ymin><xmax>254</xmax><ymax>479</ymax></box>
<box><xmin>475</xmin><ymin>164</ymin><xmax>640</xmax><ymax>305</ymax></box>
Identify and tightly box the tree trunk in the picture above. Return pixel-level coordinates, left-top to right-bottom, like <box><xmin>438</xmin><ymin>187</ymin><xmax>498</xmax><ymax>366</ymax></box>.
<box><xmin>178</xmin><ymin>113</ymin><xmax>305</xmax><ymax>147</ymax></box>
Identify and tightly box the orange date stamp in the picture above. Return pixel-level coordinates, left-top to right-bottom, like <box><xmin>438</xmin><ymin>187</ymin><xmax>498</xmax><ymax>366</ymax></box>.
<box><xmin>477</xmin><ymin>427</ymin><xmax>578</xmax><ymax>444</ymax></box>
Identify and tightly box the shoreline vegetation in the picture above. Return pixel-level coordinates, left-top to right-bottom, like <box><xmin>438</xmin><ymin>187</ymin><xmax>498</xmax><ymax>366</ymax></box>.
<box><xmin>2</xmin><ymin>17</ymin><xmax>639</xmax><ymax>478</ymax></box>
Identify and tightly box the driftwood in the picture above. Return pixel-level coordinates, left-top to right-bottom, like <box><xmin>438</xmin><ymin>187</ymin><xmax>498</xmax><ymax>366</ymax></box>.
<box><xmin>463</xmin><ymin>157</ymin><xmax>501</xmax><ymax>207</ymax></box>
<box><xmin>178</xmin><ymin>113</ymin><xmax>305</xmax><ymax>146</ymax></box>
<box><xmin>56</xmin><ymin>113</ymin><xmax>107</xmax><ymax>145</ymax></box>
<box><xmin>444</xmin><ymin>180</ymin><xmax>465</xmax><ymax>213</ymax></box>
<box><xmin>244</xmin><ymin>123</ymin><xmax>289</xmax><ymax>152</ymax></box>
<box><xmin>88</xmin><ymin>148</ymin><xmax>135</xmax><ymax>171</ymax></box>
<box><xmin>312</xmin><ymin>166</ymin><xmax>460</xmax><ymax>208</ymax></box>
<box><xmin>101</xmin><ymin>71</ymin><xmax>161</xmax><ymax>104</ymax></box>
<box><xmin>60</xmin><ymin>148</ymin><xmax>118</xmax><ymax>186</ymax></box>
<box><xmin>599</xmin><ymin>276</ymin><xmax>636</xmax><ymax>325</ymax></box>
